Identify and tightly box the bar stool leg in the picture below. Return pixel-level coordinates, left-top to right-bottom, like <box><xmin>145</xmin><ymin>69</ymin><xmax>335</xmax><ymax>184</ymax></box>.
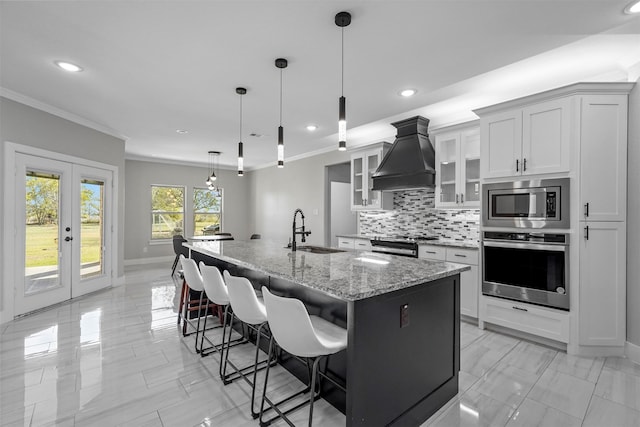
<box><xmin>308</xmin><ymin>357</ymin><xmax>322</xmax><ymax>427</ymax></box>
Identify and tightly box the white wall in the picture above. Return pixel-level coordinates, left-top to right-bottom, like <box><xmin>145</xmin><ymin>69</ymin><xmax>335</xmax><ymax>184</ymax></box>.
<box><xmin>0</xmin><ymin>97</ymin><xmax>126</xmax><ymax>322</ymax></box>
<box><xmin>247</xmin><ymin>150</ymin><xmax>350</xmax><ymax>247</ymax></box>
<box><xmin>627</xmin><ymin>78</ymin><xmax>640</xmax><ymax>346</ymax></box>
<box><xmin>124</xmin><ymin>159</ymin><xmax>250</xmax><ymax>262</ymax></box>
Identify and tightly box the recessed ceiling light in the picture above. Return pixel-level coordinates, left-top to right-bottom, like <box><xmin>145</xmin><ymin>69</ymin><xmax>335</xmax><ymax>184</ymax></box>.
<box><xmin>176</xmin><ymin>129</ymin><xmax>188</xmax><ymax>134</ymax></box>
<box><xmin>399</xmin><ymin>89</ymin><xmax>417</xmax><ymax>97</ymax></box>
<box><xmin>54</xmin><ymin>61</ymin><xmax>83</xmax><ymax>72</ymax></box>
<box><xmin>624</xmin><ymin>1</ymin><xmax>640</xmax><ymax>14</ymax></box>
<box><xmin>306</xmin><ymin>124</ymin><xmax>318</xmax><ymax>131</ymax></box>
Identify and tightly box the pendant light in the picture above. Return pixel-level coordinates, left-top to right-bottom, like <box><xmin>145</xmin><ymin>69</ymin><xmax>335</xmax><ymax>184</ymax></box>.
<box><xmin>205</xmin><ymin>150</ymin><xmax>217</xmax><ymax>186</ymax></box>
<box><xmin>335</xmin><ymin>11</ymin><xmax>351</xmax><ymax>151</ymax></box>
<box><xmin>236</xmin><ymin>87</ymin><xmax>246</xmax><ymax>176</ymax></box>
<box><xmin>275</xmin><ymin>58</ymin><xmax>288</xmax><ymax>168</ymax></box>
<box><xmin>207</xmin><ymin>151</ymin><xmax>220</xmax><ymax>191</ymax></box>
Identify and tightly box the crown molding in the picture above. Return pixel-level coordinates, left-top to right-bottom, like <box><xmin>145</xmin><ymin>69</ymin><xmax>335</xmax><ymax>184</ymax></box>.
<box><xmin>0</xmin><ymin>87</ymin><xmax>128</xmax><ymax>141</ymax></box>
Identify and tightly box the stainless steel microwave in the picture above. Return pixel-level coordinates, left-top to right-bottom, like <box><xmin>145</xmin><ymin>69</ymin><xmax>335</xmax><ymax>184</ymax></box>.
<box><xmin>482</xmin><ymin>178</ymin><xmax>570</xmax><ymax>229</ymax></box>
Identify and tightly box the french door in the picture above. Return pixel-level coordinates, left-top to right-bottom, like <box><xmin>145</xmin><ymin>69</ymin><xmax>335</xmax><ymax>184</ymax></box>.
<box><xmin>14</xmin><ymin>153</ymin><xmax>113</xmax><ymax>315</ymax></box>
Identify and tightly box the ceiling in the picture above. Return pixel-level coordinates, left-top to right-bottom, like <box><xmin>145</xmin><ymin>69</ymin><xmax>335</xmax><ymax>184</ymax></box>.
<box><xmin>1</xmin><ymin>1</ymin><xmax>639</xmax><ymax>170</ymax></box>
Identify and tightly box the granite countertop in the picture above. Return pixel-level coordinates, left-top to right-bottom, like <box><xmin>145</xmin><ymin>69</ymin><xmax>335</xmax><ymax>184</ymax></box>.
<box><xmin>185</xmin><ymin>240</ymin><xmax>469</xmax><ymax>302</ymax></box>
<box><xmin>336</xmin><ymin>234</ymin><xmax>479</xmax><ymax>250</ymax></box>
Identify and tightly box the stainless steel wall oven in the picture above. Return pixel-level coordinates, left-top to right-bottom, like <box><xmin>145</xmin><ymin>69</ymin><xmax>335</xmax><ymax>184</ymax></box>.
<box><xmin>482</xmin><ymin>231</ymin><xmax>569</xmax><ymax>310</ymax></box>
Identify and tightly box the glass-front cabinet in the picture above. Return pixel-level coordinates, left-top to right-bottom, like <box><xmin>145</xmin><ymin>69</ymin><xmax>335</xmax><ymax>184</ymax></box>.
<box><xmin>350</xmin><ymin>142</ymin><xmax>392</xmax><ymax>210</ymax></box>
<box><xmin>434</xmin><ymin>122</ymin><xmax>480</xmax><ymax>208</ymax></box>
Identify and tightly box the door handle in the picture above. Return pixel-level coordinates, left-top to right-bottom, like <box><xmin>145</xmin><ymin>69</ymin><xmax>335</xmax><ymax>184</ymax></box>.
<box><xmin>584</xmin><ymin>203</ymin><xmax>589</xmax><ymax>217</ymax></box>
<box><xmin>516</xmin><ymin>159</ymin><xmax>519</xmax><ymax>172</ymax></box>
<box><xmin>584</xmin><ymin>226</ymin><xmax>589</xmax><ymax>240</ymax></box>
<box><xmin>460</xmin><ymin>193</ymin><xmax>464</xmax><ymax>204</ymax></box>
<box><xmin>523</xmin><ymin>158</ymin><xmax>527</xmax><ymax>172</ymax></box>
<box><xmin>456</xmin><ymin>194</ymin><xmax>459</xmax><ymax>204</ymax></box>
<box><xmin>64</xmin><ymin>236</ymin><xmax>73</xmax><ymax>242</ymax></box>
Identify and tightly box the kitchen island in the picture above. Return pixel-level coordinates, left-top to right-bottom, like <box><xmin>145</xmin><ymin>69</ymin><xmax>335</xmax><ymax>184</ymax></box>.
<box><xmin>185</xmin><ymin>240</ymin><xmax>469</xmax><ymax>426</ymax></box>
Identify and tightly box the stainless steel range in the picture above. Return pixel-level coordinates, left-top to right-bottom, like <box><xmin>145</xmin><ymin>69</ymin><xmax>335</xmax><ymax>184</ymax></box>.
<box><xmin>371</xmin><ymin>235</ymin><xmax>439</xmax><ymax>258</ymax></box>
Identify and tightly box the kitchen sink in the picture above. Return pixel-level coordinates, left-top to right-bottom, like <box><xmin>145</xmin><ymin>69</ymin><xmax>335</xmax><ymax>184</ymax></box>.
<box><xmin>294</xmin><ymin>245</ymin><xmax>346</xmax><ymax>254</ymax></box>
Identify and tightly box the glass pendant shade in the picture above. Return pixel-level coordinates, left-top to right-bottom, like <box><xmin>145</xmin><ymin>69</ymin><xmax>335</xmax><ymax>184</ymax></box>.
<box><xmin>277</xmin><ymin>125</ymin><xmax>284</xmax><ymax>167</ymax></box>
<box><xmin>338</xmin><ymin>96</ymin><xmax>347</xmax><ymax>151</ymax></box>
<box><xmin>238</xmin><ymin>141</ymin><xmax>244</xmax><ymax>176</ymax></box>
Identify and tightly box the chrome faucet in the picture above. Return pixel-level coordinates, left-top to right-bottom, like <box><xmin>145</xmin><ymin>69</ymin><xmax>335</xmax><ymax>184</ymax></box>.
<box><xmin>292</xmin><ymin>208</ymin><xmax>311</xmax><ymax>251</ymax></box>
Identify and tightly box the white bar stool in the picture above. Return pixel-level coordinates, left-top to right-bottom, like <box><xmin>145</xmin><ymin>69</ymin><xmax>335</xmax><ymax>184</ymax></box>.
<box><xmin>178</xmin><ymin>256</ymin><xmax>219</xmax><ymax>352</ymax></box>
<box><xmin>222</xmin><ymin>271</ymin><xmax>273</xmax><ymax>419</ymax></box>
<box><xmin>259</xmin><ymin>287</ymin><xmax>347</xmax><ymax>427</ymax></box>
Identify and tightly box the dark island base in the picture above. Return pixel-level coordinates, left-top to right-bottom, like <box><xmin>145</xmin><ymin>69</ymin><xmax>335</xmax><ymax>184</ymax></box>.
<box><xmin>189</xmin><ymin>251</ymin><xmax>460</xmax><ymax>426</ymax></box>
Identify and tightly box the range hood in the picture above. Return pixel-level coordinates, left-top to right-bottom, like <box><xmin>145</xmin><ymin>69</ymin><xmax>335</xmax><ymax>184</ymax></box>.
<box><xmin>371</xmin><ymin>116</ymin><xmax>435</xmax><ymax>191</ymax></box>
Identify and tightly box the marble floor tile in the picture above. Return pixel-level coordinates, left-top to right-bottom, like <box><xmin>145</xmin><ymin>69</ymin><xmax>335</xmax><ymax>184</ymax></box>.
<box><xmin>470</xmin><ymin>362</ymin><xmax>540</xmax><ymax>409</ymax></box>
<box><xmin>528</xmin><ymin>369</ymin><xmax>595</xmax><ymax>419</ymax></box>
<box><xmin>428</xmin><ymin>389</ymin><xmax>515</xmax><ymax>427</ymax></box>
<box><xmin>605</xmin><ymin>356</ymin><xmax>640</xmax><ymax>377</ymax></box>
<box><xmin>546</xmin><ymin>351</ymin><xmax>605</xmax><ymax>383</ymax></box>
<box><xmin>498</xmin><ymin>341</ymin><xmax>556</xmax><ymax>375</ymax></box>
<box><xmin>583</xmin><ymin>395</ymin><xmax>640</xmax><ymax>427</ymax></box>
<box><xmin>505</xmin><ymin>398</ymin><xmax>581</xmax><ymax>427</ymax></box>
<box><xmin>460</xmin><ymin>332</ymin><xmax>519</xmax><ymax>377</ymax></box>
<box><xmin>594</xmin><ymin>367</ymin><xmax>640</xmax><ymax>411</ymax></box>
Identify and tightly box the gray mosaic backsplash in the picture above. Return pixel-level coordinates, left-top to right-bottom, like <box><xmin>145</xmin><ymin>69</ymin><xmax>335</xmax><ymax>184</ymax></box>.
<box><xmin>358</xmin><ymin>188</ymin><xmax>480</xmax><ymax>242</ymax></box>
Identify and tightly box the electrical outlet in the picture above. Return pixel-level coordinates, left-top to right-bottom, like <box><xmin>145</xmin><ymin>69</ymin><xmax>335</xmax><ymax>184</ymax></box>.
<box><xmin>400</xmin><ymin>304</ymin><xmax>410</xmax><ymax>328</ymax></box>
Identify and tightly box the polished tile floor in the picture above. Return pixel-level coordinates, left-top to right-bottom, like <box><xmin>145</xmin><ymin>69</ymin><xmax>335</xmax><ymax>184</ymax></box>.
<box><xmin>1</xmin><ymin>264</ymin><xmax>639</xmax><ymax>426</ymax></box>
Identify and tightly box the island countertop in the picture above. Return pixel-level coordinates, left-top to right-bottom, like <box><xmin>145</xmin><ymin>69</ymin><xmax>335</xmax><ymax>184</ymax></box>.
<box><xmin>184</xmin><ymin>240</ymin><xmax>469</xmax><ymax>301</ymax></box>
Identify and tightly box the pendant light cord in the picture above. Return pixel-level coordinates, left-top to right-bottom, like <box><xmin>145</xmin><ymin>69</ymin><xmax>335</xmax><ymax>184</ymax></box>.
<box><xmin>239</xmin><ymin>93</ymin><xmax>243</xmax><ymax>142</ymax></box>
<box><xmin>280</xmin><ymin>68</ymin><xmax>283</xmax><ymax>126</ymax></box>
<box><xmin>341</xmin><ymin>26</ymin><xmax>344</xmax><ymax>96</ymax></box>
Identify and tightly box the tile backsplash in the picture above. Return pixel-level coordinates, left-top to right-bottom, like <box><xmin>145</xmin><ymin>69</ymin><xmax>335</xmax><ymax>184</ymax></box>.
<box><xmin>358</xmin><ymin>188</ymin><xmax>479</xmax><ymax>242</ymax></box>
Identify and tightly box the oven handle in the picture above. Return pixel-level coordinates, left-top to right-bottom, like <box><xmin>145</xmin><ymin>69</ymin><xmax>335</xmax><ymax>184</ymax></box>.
<box><xmin>483</xmin><ymin>240</ymin><xmax>567</xmax><ymax>252</ymax></box>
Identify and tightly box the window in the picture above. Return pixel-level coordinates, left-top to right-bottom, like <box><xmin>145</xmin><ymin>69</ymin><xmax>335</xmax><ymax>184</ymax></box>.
<box><xmin>151</xmin><ymin>185</ymin><xmax>184</xmax><ymax>239</ymax></box>
<box><xmin>193</xmin><ymin>187</ymin><xmax>222</xmax><ymax>236</ymax></box>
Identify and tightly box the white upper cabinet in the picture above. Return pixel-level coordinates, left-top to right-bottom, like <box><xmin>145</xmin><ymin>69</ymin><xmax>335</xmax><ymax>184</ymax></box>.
<box><xmin>434</xmin><ymin>123</ymin><xmax>480</xmax><ymax>208</ymax></box>
<box><xmin>480</xmin><ymin>110</ymin><xmax>522</xmax><ymax>179</ymax></box>
<box><xmin>480</xmin><ymin>98</ymin><xmax>571</xmax><ymax>179</ymax></box>
<box><xmin>350</xmin><ymin>143</ymin><xmax>393</xmax><ymax>211</ymax></box>
<box><xmin>522</xmin><ymin>97</ymin><xmax>572</xmax><ymax>176</ymax></box>
<box><xmin>579</xmin><ymin>94</ymin><xmax>628</xmax><ymax>222</ymax></box>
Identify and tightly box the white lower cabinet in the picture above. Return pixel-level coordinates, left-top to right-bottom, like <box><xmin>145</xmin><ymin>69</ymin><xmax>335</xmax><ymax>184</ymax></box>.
<box><xmin>337</xmin><ymin>237</ymin><xmax>355</xmax><ymax>250</ymax></box>
<box><xmin>420</xmin><ymin>245</ymin><xmax>479</xmax><ymax>318</ymax></box>
<box><xmin>578</xmin><ymin>221</ymin><xmax>626</xmax><ymax>347</ymax></box>
<box><xmin>481</xmin><ymin>296</ymin><xmax>570</xmax><ymax>343</ymax></box>
<box><xmin>337</xmin><ymin>237</ymin><xmax>372</xmax><ymax>251</ymax></box>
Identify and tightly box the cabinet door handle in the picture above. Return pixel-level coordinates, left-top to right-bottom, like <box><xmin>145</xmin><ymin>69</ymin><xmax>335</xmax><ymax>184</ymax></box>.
<box><xmin>584</xmin><ymin>203</ymin><xmax>589</xmax><ymax>217</ymax></box>
<box><xmin>460</xmin><ymin>193</ymin><xmax>464</xmax><ymax>204</ymax></box>
<box><xmin>523</xmin><ymin>158</ymin><xmax>527</xmax><ymax>172</ymax></box>
<box><xmin>454</xmin><ymin>254</ymin><xmax>467</xmax><ymax>258</ymax></box>
<box><xmin>584</xmin><ymin>225</ymin><xmax>589</xmax><ymax>240</ymax></box>
<box><xmin>512</xmin><ymin>306</ymin><xmax>528</xmax><ymax>312</ymax></box>
<box><xmin>516</xmin><ymin>159</ymin><xmax>519</xmax><ymax>172</ymax></box>
<box><xmin>456</xmin><ymin>194</ymin><xmax>459</xmax><ymax>204</ymax></box>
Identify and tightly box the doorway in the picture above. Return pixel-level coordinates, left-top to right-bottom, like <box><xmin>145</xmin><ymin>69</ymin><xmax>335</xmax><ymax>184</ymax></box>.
<box><xmin>10</xmin><ymin>150</ymin><xmax>114</xmax><ymax>316</ymax></box>
<box><xmin>325</xmin><ymin>162</ymin><xmax>356</xmax><ymax>247</ymax></box>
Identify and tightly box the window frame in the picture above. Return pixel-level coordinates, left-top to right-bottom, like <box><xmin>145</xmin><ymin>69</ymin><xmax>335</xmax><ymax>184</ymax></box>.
<box><xmin>150</xmin><ymin>184</ymin><xmax>185</xmax><ymax>241</ymax></box>
<box><xmin>192</xmin><ymin>186</ymin><xmax>223</xmax><ymax>237</ymax></box>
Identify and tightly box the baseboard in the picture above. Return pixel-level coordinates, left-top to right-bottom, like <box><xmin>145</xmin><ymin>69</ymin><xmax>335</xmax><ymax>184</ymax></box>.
<box><xmin>124</xmin><ymin>255</ymin><xmax>173</xmax><ymax>266</ymax></box>
<box><xmin>626</xmin><ymin>341</ymin><xmax>640</xmax><ymax>365</ymax></box>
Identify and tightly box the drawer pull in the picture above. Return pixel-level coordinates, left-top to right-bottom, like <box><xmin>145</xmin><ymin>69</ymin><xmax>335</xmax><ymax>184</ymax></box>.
<box><xmin>512</xmin><ymin>306</ymin><xmax>528</xmax><ymax>312</ymax></box>
<box><xmin>425</xmin><ymin>251</ymin><xmax>437</xmax><ymax>254</ymax></box>
<box><xmin>454</xmin><ymin>254</ymin><xmax>467</xmax><ymax>258</ymax></box>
